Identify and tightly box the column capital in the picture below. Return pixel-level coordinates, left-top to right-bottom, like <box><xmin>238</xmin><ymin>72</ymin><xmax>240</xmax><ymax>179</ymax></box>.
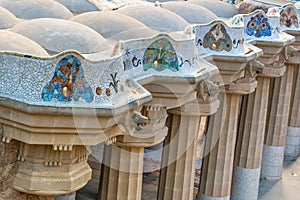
<box><xmin>259</xmin><ymin>60</ymin><xmax>286</xmax><ymax>78</ymax></box>
<box><xmin>115</xmin><ymin>105</ymin><xmax>168</xmax><ymax>148</ymax></box>
<box><xmin>285</xmin><ymin>46</ymin><xmax>300</xmax><ymax>64</ymax></box>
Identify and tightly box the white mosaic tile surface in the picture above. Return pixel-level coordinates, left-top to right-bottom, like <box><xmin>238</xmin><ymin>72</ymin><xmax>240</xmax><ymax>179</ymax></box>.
<box><xmin>0</xmin><ymin>51</ymin><xmax>138</xmax><ymax>109</ymax></box>
<box><xmin>0</xmin><ymin>33</ymin><xmax>217</xmax><ymax>111</ymax></box>
<box><xmin>120</xmin><ymin>33</ymin><xmax>206</xmax><ymax>82</ymax></box>
<box><xmin>193</xmin><ymin>19</ymin><xmax>247</xmax><ymax>56</ymax></box>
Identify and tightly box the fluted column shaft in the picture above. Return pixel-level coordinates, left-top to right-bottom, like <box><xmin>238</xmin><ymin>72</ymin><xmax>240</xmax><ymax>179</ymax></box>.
<box><xmin>199</xmin><ymin>93</ymin><xmax>240</xmax><ymax>200</ymax></box>
<box><xmin>285</xmin><ymin>65</ymin><xmax>300</xmax><ymax>158</ymax></box>
<box><xmin>99</xmin><ymin>145</ymin><xmax>144</xmax><ymax>200</ymax></box>
<box><xmin>261</xmin><ymin>63</ymin><xmax>294</xmax><ymax>179</ymax></box>
<box><xmin>158</xmin><ymin>106</ymin><xmax>201</xmax><ymax>200</ymax></box>
<box><xmin>231</xmin><ymin>76</ymin><xmax>270</xmax><ymax>200</ymax></box>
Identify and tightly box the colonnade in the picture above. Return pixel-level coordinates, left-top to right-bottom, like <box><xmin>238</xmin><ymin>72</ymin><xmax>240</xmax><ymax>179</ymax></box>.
<box><xmin>1</xmin><ymin>3</ymin><xmax>300</xmax><ymax>200</ymax></box>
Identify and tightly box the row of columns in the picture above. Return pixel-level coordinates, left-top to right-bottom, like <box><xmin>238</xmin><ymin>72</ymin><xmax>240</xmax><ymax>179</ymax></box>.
<box><xmin>93</xmin><ymin>42</ymin><xmax>298</xmax><ymax>200</ymax></box>
<box><xmin>58</xmin><ymin>39</ymin><xmax>300</xmax><ymax>200</ymax></box>
<box><xmin>57</xmin><ymin>24</ymin><xmax>300</xmax><ymax>200</ymax></box>
<box><xmin>198</xmin><ymin>36</ymin><xmax>296</xmax><ymax>200</ymax></box>
<box><xmin>285</xmin><ymin>31</ymin><xmax>300</xmax><ymax>160</ymax></box>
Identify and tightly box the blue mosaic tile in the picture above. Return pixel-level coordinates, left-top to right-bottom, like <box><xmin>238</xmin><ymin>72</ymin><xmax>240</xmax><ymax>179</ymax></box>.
<box><xmin>41</xmin><ymin>55</ymin><xmax>94</xmax><ymax>102</ymax></box>
<box><xmin>246</xmin><ymin>13</ymin><xmax>272</xmax><ymax>37</ymax></box>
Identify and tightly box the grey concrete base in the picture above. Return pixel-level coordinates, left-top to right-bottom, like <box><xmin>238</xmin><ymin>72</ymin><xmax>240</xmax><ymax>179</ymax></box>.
<box><xmin>199</xmin><ymin>194</ymin><xmax>230</xmax><ymax>200</ymax></box>
<box><xmin>231</xmin><ymin>166</ymin><xmax>260</xmax><ymax>200</ymax></box>
<box><xmin>261</xmin><ymin>145</ymin><xmax>285</xmax><ymax>180</ymax></box>
<box><xmin>285</xmin><ymin>126</ymin><xmax>300</xmax><ymax>158</ymax></box>
<box><xmin>55</xmin><ymin>192</ymin><xmax>76</xmax><ymax>200</ymax></box>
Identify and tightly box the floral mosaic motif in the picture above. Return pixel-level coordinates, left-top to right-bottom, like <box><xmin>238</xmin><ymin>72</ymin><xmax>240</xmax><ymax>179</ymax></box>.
<box><xmin>41</xmin><ymin>55</ymin><xmax>93</xmax><ymax>102</ymax></box>
<box><xmin>143</xmin><ymin>38</ymin><xmax>179</xmax><ymax>72</ymax></box>
<box><xmin>246</xmin><ymin>13</ymin><xmax>272</xmax><ymax>37</ymax></box>
<box><xmin>95</xmin><ymin>72</ymin><xmax>124</xmax><ymax>97</ymax></box>
<box><xmin>109</xmin><ymin>72</ymin><xmax>120</xmax><ymax>93</ymax></box>
<box><xmin>280</xmin><ymin>6</ymin><xmax>299</xmax><ymax>28</ymax></box>
<box><xmin>203</xmin><ymin>23</ymin><xmax>232</xmax><ymax>52</ymax></box>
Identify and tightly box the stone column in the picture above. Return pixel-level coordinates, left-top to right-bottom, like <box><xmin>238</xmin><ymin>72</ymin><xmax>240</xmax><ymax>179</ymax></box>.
<box><xmin>199</xmin><ymin>93</ymin><xmax>240</xmax><ymax>200</ymax></box>
<box><xmin>158</xmin><ymin>106</ymin><xmax>202</xmax><ymax>200</ymax></box>
<box><xmin>231</xmin><ymin>76</ymin><xmax>270</xmax><ymax>200</ymax></box>
<box><xmin>0</xmin><ymin>127</ymin><xmax>55</xmax><ymax>200</ymax></box>
<box><xmin>157</xmin><ymin>79</ymin><xmax>219</xmax><ymax>200</ymax></box>
<box><xmin>261</xmin><ymin>62</ymin><xmax>294</xmax><ymax>180</ymax></box>
<box><xmin>98</xmin><ymin>107</ymin><xmax>167</xmax><ymax>200</ymax></box>
<box><xmin>283</xmin><ymin>29</ymin><xmax>300</xmax><ymax>159</ymax></box>
<box><xmin>99</xmin><ymin>144</ymin><xmax>144</xmax><ymax>200</ymax></box>
<box><xmin>285</xmin><ymin>64</ymin><xmax>300</xmax><ymax>159</ymax></box>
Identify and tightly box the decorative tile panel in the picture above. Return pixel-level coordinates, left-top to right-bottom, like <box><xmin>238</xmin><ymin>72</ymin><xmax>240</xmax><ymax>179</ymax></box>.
<box><xmin>246</xmin><ymin>12</ymin><xmax>272</xmax><ymax>37</ymax></box>
<box><xmin>41</xmin><ymin>55</ymin><xmax>93</xmax><ymax>102</ymax></box>
<box><xmin>280</xmin><ymin>5</ymin><xmax>299</xmax><ymax>28</ymax></box>
<box><xmin>0</xmin><ymin>51</ymin><xmax>146</xmax><ymax>109</ymax></box>
<box><xmin>143</xmin><ymin>38</ymin><xmax>179</xmax><ymax>72</ymax></box>
<box><xmin>118</xmin><ymin>33</ymin><xmax>207</xmax><ymax>82</ymax></box>
<box><xmin>239</xmin><ymin>10</ymin><xmax>281</xmax><ymax>41</ymax></box>
<box><xmin>271</xmin><ymin>4</ymin><xmax>300</xmax><ymax>31</ymax></box>
<box><xmin>193</xmin><ymin>19</ymin><xmax>247</xmax><ymax>56</ymax></box>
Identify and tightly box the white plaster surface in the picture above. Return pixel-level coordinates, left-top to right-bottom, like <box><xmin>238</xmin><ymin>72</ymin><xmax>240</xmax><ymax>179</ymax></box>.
<box><xmin>11</xmin><ymin>18</ymin><xmax>110</xmax><ymax>54</ymax></box>
<box><xmin>189</xmin><ymin>0</ymin><xmax>238</xmax><ymax>18</ymax></box>
<box><xmin>117</xmin><ymin>5</ymin><xmax>189</xmax><ymax>32</ymax></box>
<box><xmin>160</xmin><ymin>1</ymin><xmax>218</xmax><ymax>24</ymax></box>
<box><xmin>199</xmin><ymin>194</ymin><xmax>230</xmax><ymax>200</ymax></box>
<box><xmin>261</xmin><ymin>145</ymin><xmax>285</xmax><ymax>180</ymax></box>
<box><xmin>285</xmin><ymin>126</ymin><xmax>300</xmax><ymax>158</ymax></box>
<box><xmin>0</xmin><ymin>7</ymin><xmax>18</xmax><ymax>29</ymax></box>
<box><xmin>55</xmin><ymin>192</ymin><xmax>76</xmax><ymax>200</ymax></box>
<box><xmin>231</xmin><ymin>166</ymin><xmax>260</xmax><ymax>200</ymax></box>
<box><xmin>0</xmin><ymin>0</ymin><xmax>73</xmax><ymax>20</ymax></box>
<box><xmin>70</xmin><ymin>11</ymin><xmax>157</xmax><ymax>41</ymax></box>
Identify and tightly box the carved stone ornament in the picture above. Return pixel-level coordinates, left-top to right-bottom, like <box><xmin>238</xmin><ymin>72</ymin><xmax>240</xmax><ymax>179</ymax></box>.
<box><xmin>118</xmin><ymin>110</ymin><xmax>148</xmax><ymax>135</ymax></box>
<box><xmin>196</xmin><ymin>80</ymin><xmax>219</xmax><ymax>102</ymax></box>
<box><xmin>246</xmin><ymin>60</ymin><xmax>264</xmax><ymax>78</ymax></box>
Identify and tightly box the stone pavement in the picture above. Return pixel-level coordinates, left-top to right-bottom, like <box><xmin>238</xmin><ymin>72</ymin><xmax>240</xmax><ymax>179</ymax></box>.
<box><xmin>76</xmin><ymin>155</ymin><xmax>300</xmax><ymax>200</ymax></box>
<box><xmin>258</xmin><ymin>157</ymin><xmax>300</xmax><ymax>200</ymax></box>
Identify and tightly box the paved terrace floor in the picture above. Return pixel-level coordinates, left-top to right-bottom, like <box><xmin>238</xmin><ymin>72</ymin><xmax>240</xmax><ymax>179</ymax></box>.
<box><xmin>258</xmin><ymin>157</ymin><xmax>300</xmax><ymax>200</ymax></box>
<box><xmin>76</xmin><ymin>156</ymin><xmax>300</xmax><ymax>200</ymax></box>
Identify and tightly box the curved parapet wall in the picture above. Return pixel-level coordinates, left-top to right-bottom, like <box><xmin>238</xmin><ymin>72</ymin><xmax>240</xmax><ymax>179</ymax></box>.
<box><xmin>0</xmin><ymin>51</ymin><xmax>150</xmax><ymax>113</ymax></box>
<box><xmin>233</xmin><ymin>9</ymin><xmax>294</xmax><ymax>43</ymax></box>
<box><xmin>272</xmin><ymin>3</ymin><xmax>300</xmax><ymax>31</ymax></box>
<box><xmin>117</xmin><ymin>33</ymin><xmax>208</xmax><ymax>83</ymax></box>
<box><xmin>0</xmin><ymin>31</ymin><xmax>220</xmax><ymax>196</ymax></box>
<box><xmin>279</xmin><ymin>4</ymin><xmax>299</xmax><ymax>30</ymax></box>
<box><xmin>192</xmin><ymin>19</ymin><xmax>249</xmax><ymax>56</ymax></box>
